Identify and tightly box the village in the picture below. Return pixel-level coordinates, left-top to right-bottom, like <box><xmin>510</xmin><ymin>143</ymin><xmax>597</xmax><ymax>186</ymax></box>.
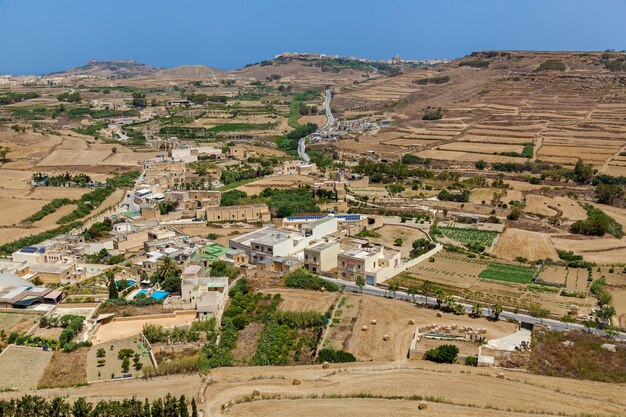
<box><xmin>0</xmin><ymin>42</ymin><xmax>625</xmax><ymax>416</ymax></box>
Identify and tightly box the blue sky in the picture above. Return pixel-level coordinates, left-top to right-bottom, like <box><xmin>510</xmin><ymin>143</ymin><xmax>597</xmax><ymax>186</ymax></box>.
<box><xmin>0</xmin><ymin>0</ymin><xmax>625</xmax><ymax>74</ymax></box>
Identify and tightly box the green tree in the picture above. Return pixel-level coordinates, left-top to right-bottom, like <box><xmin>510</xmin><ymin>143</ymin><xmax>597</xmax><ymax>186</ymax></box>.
<box><xmin>0</xmin><ymin>146</ymin><xmax>9</xmax><ymax>163</ymax></box>
<box><xmin>387</xmin><ymin>282</ymin><xmax>400</xmax><ymax>298</ymax></box>
<box><xmin>423</xmin><ymin>344</ymin><xmax>459</xmax><ymax>363</ymax></box>
<box><xmin>596</xmin><ymin>305</ymin><xmax>616</xmax><ymax>328</ymax></box>
<box><xmin>47</xmin><ymin>397</ymin><xmax>70</xmax><ymax>417</ymax></box>
<box><xmin>191</xmin><ymin>398</ymin><xmax>198</xmax><ymax>417</ymax></box>
<box><xmin>179</xmin><ymin>395</ymin><xmax>189</xmax><ymax>417</ymax></box>
<box><xmin>491</xmin><ymin>303</ymin><xmax>503</xmax><ymax>320</ymax></box>
<box><xmin>475</xmin><ymin>159</ymin><xmax>487</xmax><ymax>170</ymax></box>
<box><xmin>156</xmin><ymin>256</ymin><xmax>178</xmax><ymax>279</ymax></box>
<box><xmin>595</xmin><ymin>183</ymin><xmax>624</xmax><ymax>205</ymax></box>
<box><xmin>407</xmin><ymin>286</ymin><xmax>417</xmax><ymax>302</ymax></box>
<box><xmin>355</xmin><ymin>276</ymin><xmax>365</xmax><ymax>292</ymax></box>
<box><xmin>471</xmin><ymin>302</ymin><xmax>483</xmax><ymax>318</ymax></box>
<box><xmin>572</xmin><ymin>159</ymin><xmax>594</xmax><ymax>184</ymax></box>
<box><xmin>121</xmin><ymin>356</ymin><xmax>130</xmax><ymax>373</ymax></box>
<box><xmin>435</xmin><ymin>289</ymin><xmax>446</xmax><ymax>309</ymax></box>
<box><xmin>107</xmin><ymin>272</ymin><xmax>118</xmax><ymax>300</ymax></box>
<box><xmin>71</xmin><ymin>397</ymin><xmax>93</xmax><ymax>417</ymax></box>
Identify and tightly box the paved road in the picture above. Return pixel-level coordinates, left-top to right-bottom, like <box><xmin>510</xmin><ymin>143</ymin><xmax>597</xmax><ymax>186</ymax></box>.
<box><xmin>320</xmin><ymin>277</ymin><xmax>626</xmax><ymax>341</ymax></box>
<box><xmin>322</xmin><ymin>88</ymin><xmax>334</xmax><ymax>129</ymax></box>
<box><xmin>297</xmin><ymin>136</ymin><xmax>310</xmax><ymax>163</ymax></box>
<box><xmin>297</xmin><ymin>89</ymin><xmax>334</xmax><ymax>163</ymax></box>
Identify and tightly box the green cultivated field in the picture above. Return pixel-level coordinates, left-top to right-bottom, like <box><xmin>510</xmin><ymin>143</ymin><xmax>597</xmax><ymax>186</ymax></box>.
<box><xmin>439</xmin><ymin>226</ymin><xmax>499</xmax><ymax>247</ymax></box>
<box><xmin>478</xmin><ymin>263</ymin><xmax>535</xmax><ymax>284</ymax></box>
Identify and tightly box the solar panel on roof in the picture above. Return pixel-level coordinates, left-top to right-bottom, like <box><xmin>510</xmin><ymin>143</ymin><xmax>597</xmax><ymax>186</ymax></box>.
<box><xmin>20</xmin><ymin>246</ymin><xmax>37</xmax><ymax>253</ymax></box>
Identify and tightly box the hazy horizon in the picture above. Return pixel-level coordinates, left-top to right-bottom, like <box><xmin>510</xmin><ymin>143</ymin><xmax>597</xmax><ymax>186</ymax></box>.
<box><xmin>1</xmin><ymin>0</ymin><xmax>625</xmax><ymax>75</ymax></box>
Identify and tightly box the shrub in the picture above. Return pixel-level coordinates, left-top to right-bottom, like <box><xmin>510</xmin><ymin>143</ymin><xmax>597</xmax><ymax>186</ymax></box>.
<box><xmin>284</xmin><ymin>268</ymin><xmax>339</xmax><ymax>292</ymax></box>
<box><xmin>465</xmin><ymin>355</ymin><xmax>478</xmax><ymax>366</ymax></box>
<box><xmin>422</xmin><ymin>107</ymin><xmax>444</xmax><ymax>121</ymax></box>
<box><xmin>317</xmin><ymin>348</ymin><xmax>357</xmax><ymax>363</ymax></box>
<box><xmin>423</xmin><ymin>344</ymin><xmax>459</xmax><ymax>364</ymax></box>
<box><xmin>536</xmin><ymin>60</ymin><xmax>566</xmax><ymax>71</ymax></box>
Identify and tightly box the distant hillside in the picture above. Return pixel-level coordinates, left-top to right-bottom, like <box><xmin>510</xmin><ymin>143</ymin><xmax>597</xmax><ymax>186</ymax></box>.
<box><xmin>49</xmin><ymin>60</ymin><xmax>161</xmax><ymax>79</ymax></box>
<box><xmin>153</xmin><ymin>65</ymin><xmax>225</xmax><ymax>79</ymax></box>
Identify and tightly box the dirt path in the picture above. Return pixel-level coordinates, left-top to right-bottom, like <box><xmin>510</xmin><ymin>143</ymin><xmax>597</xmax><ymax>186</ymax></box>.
<box><xmin>601</xmin><ymin>141</ymin><xmax>626</xmax><ymax>173</ymax></box>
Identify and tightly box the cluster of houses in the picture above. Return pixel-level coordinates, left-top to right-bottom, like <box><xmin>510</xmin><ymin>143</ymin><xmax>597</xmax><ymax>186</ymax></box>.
<box><xmin>228</xmin><ymin>213</ymin><xmax>405</xmax><ymax>286</ymax></box>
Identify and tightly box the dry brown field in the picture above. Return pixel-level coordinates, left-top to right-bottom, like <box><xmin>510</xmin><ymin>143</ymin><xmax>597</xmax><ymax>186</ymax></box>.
<box><xmin>491</xmin><ymin>228</ymin><xmax>558</xmax><ymax>261</ymax></box>
<box><xmin>537</xmin><ymin>265</ymin><xmax>568</xmax><ymax>286</ymax></box>
<box><xmin>0</xmin><ymin>312</ymin><xmax>37</xmax><ymax>334</ymax></box>
<box><xmin>437</xmin><ymin>141</ymin><xmax>523</xmax><ymax>154</ymax></box>
<box><xmin>327</xmin><ymin>294</ymin><xmax>517</xmax><ymax>362</ymax></box>
<box><xmin>524</xmin><ymin>195</ymin><xmax>586</xmax><ymax>220</ymax></box>
<box><xmin>90</xmin><ymin>312</ymin><xmax>196</xmax><ymax>345</ymax></box>
<box><xmin>550</xmin><ymin>236</ymin><xmax>626</xmax><ymax>264</ymax></box>
<box><xmin>2</xmin><ymin>360</ymin><xmax>625</xmax><ymax>416</ymax></box>
<box><xmin>265</xmin><ymin>288</ymin><xmax>338</xmax><ymax>313</ymax></box>
<box><xmin>0</xmin><ymin>345</ymin><xmax>52</xmax><ymax>390</ymax></box>
<box><xmin>38</xmin><ymin>347</ymin><xmax>88</xmax><ymax>389</ymax></box>
<box><xmin>368</xmin><ymin>224</ymin><xmax>428</xmax><ymax>258</ymax></box>
<box><xmin>236</xmin><ymin>174</ymin><xmax>314</xmax><ymax>195</ymax></box>
<box><xmin>204</xmin><ymin>361</ymin><xmax>626</xmax><ymax>417</ymax></box>
<box><xmin>612</xmin><ymin>288</ymin><xmax>626</xmax><ymax>328</ymax></box>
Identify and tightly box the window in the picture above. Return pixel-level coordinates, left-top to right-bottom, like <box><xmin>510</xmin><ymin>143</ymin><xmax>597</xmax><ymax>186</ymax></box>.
<box><xmin>341</xmin><ymin>272</ymin><xmax>346</xmax><ymax>277</ymax></box>
<box><xmin>313</xmin><ymin>256</ymin><xmax>317</xmax><ymax>262</ymax></box>
<box><xmin>305</xmin><ymin>254</ymin><xmax>309</xmax><ymax>260</ymax></box>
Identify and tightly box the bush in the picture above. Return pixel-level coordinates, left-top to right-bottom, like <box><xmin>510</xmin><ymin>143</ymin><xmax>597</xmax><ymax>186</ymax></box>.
<box><xmin>284</xmin><ymin>268</ymin><xmax>339</xmax><ymax>291</ymax></box>
<box><xmin>465</xmin><ymin>355</ymin><xmax>478</xmax><ymax>366</ymax></box>
<box><xmin>422</xmin><ymin>107</ymin><xmax>444</xmax><ymax>121</ymax></box>
<box><xmin>423</xmin><ymin>344</ymin><xmax>459</xmax><ymax>364</ymax></box>
<box><xmin>317</xmin><ymin>348</ymin><xmax>356</xmax><ymax>363</ymax></box>
<box><xmin>536</xmin><ymin>60</ymin><xmax>566</xmax><ymax>71</ymax></box>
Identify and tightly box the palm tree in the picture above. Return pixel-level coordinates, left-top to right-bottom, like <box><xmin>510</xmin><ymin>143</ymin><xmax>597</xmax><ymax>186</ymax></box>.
<box><xmin>157</xmin><ymin>256</ymin><xmax>178</xmax><ymax>280</ymax></box>
<box><xmin>491</xmin><ymin>303</ymin><xmax>503</xmax><ymax>320</ymax></box>
<box><xmin>471</xmin><ymin>302</ymin><xmax>483</xmax><ymax>318</ymax></box>
<box><xmin>407</xmin><ymin>286</ymin><xmax>417</xmax><ymax>302</ymax></box>
<box><xmin>435</xmin><ymin>289</ymin><xmax>446</xmax><ymax>310</ymax></box>
<box><xmin>388</xmin><ymin>282</ymin><xmax>400</xmax><ymax>298</ymax></box>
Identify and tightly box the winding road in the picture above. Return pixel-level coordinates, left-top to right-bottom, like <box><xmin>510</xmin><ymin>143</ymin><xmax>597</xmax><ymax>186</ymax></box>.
<box><xmin>297</xmin><ymin>89</ymin><xmax>333</xmax><ymax>163</ymax></box>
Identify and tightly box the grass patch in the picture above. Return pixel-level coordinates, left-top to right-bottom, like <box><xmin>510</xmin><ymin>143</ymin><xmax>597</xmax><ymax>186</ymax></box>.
<box><xmin>478</xmin><ymin>263</ymin><xmax>535</xmax><ymax>284</ymax></box>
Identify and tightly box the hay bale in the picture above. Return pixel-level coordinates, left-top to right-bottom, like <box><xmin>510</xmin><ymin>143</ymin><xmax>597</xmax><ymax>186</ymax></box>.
<box><xmin>362</xmin><ymin>325</ymin><xmax>368</xmax><ymax>331</ymax></box>
<box><xmin>418</xmin><ymin>401</ymin><xmax>428</xmax><ymax>410</ymax></box>
<box><xmin>252</xmin><ymin>389</ymin><xmax>261</xmax><ymax>397</ymax></box>
<box><xmin>408</xmin><ymin>319</ymin><xmax>415</xmax><ymax>325</ymax></box>
<box><xmin>370</xmin><ymin>319</ymin><xmax>377</xmax><ymax>325</ymax></box>
<box><xmin>436</xmin><ymin>312</ymin><xmax>442</xmax><ymax>317</ymax></box>
<box><xmin>292</xmin><ymin>379</ymin><xmax>302</xmax><ymax>386</ymax></box>
<box><xmin>497</xmin><ymin>373</ymin><xmax>505</xmax><ymax>379</ymax></box>
<box><xmin>322</xmin><ymin>361</ymin><xmax>330</xmax><ymax>369</ymax></box>
<box><xmin>321</xmin><ymin>287</ymin><xmax>327</xmax><ymax>292</ymax></box>
<box><xmin>383</xmin><ymin>334</ymin><xmax>390</xmax><ymax>341</ymax></box>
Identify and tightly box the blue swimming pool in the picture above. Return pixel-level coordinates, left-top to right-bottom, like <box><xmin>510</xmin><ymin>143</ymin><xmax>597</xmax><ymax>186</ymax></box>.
<box><xmin>134</xmin><ymin>289</ymin><xmax>148</xmax><ymax>298</ymax></box>
<box><xmin>150</xmin><ymin>290</ymin><xmax>169</xmax><ymax>300</ymax></box>
<box><xmin>116</xmin><ymin>279</ymin><xmax>137</xmax><ymax>288</ymax></box>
